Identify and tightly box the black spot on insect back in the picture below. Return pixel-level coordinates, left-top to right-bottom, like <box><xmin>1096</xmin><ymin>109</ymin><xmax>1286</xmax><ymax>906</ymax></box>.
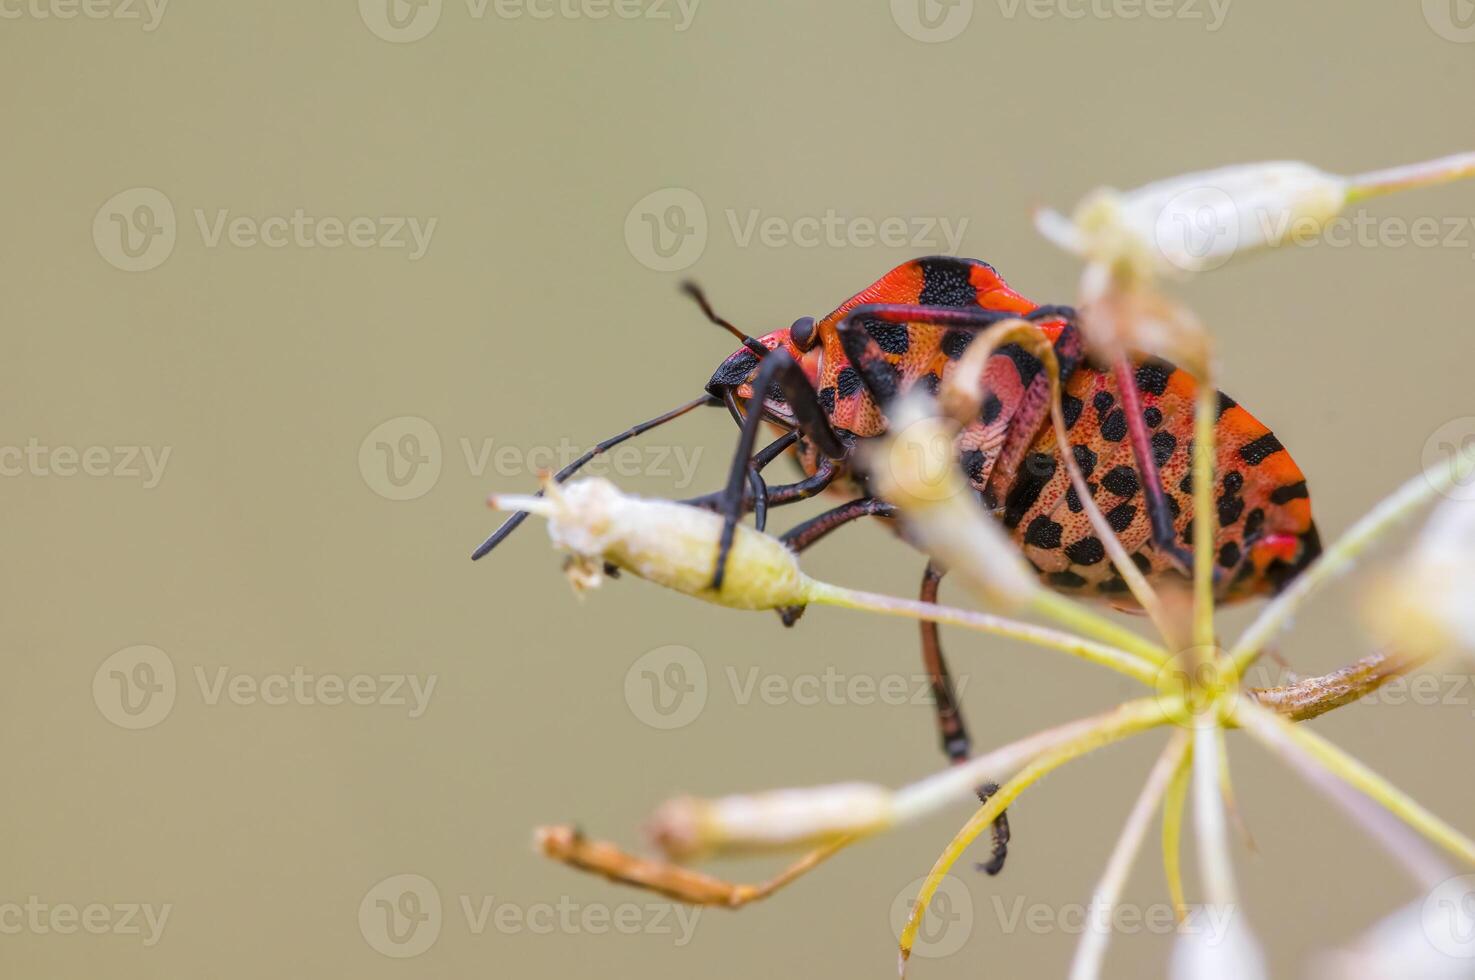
<box><xmin>836</xmin><ymin>367</ymin><xmax>862</xmax><ymax>398</ymax></box>
<box><xmin>1002</xmin><ymin>453</ymin><xmax>1056</xmax><ymax>529</ymax></box>
<box><xmin>1100</xmin><ymin>408</ymin><xmax>1128</xmax><ymax>442</ymax></box>
<box><xmin>1244</xmin><ymin>508</ymin><xmax>1265</xmax><ymax>539</ymax></box>
<box><xmin>960</xmin><ymin>449</ymin><xmax>988</xmax><ymax>483</ymax></box>
<box><xmin>1047</xmin><ymin>570</ymin><xmax>1088</xmax><ymax>589</ymax></box>
<box><xmin>1134</xmin><ymin>360</ymin><xmax>1172</xmax><ymax>396</ymax></box>
<box><xmin>1024</xmin><ymin>515</ymin><xmax>1063</xmax><ymax>549</ymax></box>
<box><xmin>1151</xmin><ymin>431</ymin><xmax>1176</xmax><ymax>466</ymax></box>
<box><xmin>1072</xmin><ymin>444</ymin><xmax>1098</xmax><ymax>478</ymax></box>
<box><xmin>998</xmin><ymin>343</ymin><xmax>1043</xmax><ymax>387</ymax></box>
<box><xmin>1064</xmin><ymin>536</ymin><xmax>1105</xmax><ymax>565</ymax></box>
<box><xmin>1106</xmin><ymin>503</ymin><xmax>1137</xmax><ymax>533</ymax></box>
<box><xmin>862</xmin><ymin>316</ymin><xmax>910</xmax><ymax>355</ymax></box>
<box><xmin>1062</xmin><ymin>395</ymin><xmax>1084</xmax><ymax>430</ymax></box>
<box><xmin>1269</xmin><ymin>481</ymin><xmax>1308</xmax><ymax>504</ymax></box>
<box><xmin>918</xmin><ymin>258</ymin><xmax>979</xmax><ymax>307</ymax></box>
<box><xmin>981</xmin><ymin>393</ymin><xmax>1003</xmax><ymax>425</ymax></box>
<box><xmin>818</xmin><ymin>387</ymin><xmax>836</xmax><ymax>413</ymax></box>
<box><xmin>1101</xmin><ymin>465</ymin><xmax>1140</xmax><ymax>498</ymax></box>
<box><xmin>942</xmin><ymin>329</ymin><xmax>972</xmax><ymax>360</ymax></box>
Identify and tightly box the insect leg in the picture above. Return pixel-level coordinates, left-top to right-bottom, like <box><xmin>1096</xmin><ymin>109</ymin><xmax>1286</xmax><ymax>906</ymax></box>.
<box><xmin>710</xmin><ymin>350</ymin><xmax>846</xmax><ymax>591</ymax></box>
<box><xmin>1112</xmin><ymin>354</ymin><xmax>1195</xmax><ymax>573</ymax></box>
<box><xmin>774</xmin><ymin>497</ymin><xmax>897</xmax><ymax>626</ymax></box>
<box><xmin>919</xmin><ymin>562</ymin><xmax>970</xmax><ymax>762</ymax></box>
<box><xmin>920</xmin><ymin>562</ymin><xmax>1012</xmax><ymax>876</ymax></box>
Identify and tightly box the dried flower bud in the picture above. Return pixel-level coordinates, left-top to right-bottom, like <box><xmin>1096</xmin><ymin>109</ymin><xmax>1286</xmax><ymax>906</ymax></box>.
<box><xmin>865</xmin><ymin>397</ymin><xmax>1040</xmax><ymax>609</ymax></box>
<box><xmin>646</xmin><ymin>783</ymin><xmax>894</xmax><ymax>860</ymax></box>
<box><xmin>1037</xmin><ymin>161</ymin><xmax>1349</xmax><ymax>279</ymax></box>
<box><xmin>1368</xmin><ymin>497</ymin><xmax>1475</xmax><ymax>664</ymax></box>
<box><xmin>490</xmin><ymin>478</ymin><xmax>817</xmax><ymax>610</ymax></box>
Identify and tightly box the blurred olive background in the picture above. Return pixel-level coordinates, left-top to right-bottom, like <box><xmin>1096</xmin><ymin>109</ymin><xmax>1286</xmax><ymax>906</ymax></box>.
<box><xmin>3</xmin><ymin>2</ymin><xmax>1475</xmax><ymax>976</ymax></box>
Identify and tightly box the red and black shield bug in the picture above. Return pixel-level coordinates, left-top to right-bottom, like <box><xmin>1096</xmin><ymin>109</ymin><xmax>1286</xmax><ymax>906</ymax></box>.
<box><xmin>473</xmin><ymin>255</ymin><xmax>1320</xmax><ymax>875</ymax></box>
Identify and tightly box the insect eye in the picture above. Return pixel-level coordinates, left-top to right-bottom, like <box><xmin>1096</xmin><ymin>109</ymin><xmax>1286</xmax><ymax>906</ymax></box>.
<box><xmin>789</xmin><ymin>316</ymin><xmax>818</xmax><ymax>352</ymax></box>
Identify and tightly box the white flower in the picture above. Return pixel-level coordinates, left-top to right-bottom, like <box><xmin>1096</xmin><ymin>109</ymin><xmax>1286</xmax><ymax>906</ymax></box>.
<box><xmin>1037</xmin><ymin>161</ymin><xmax>1349</xmax><ymax>278</ymax></box>
<box><xmin>646</xmin><ymin>783</ymin><xmax>894</xmax><ymax>860</ymax></box>
<box><xmin>1369</xmin><ymin>497</ymin><xmax>1475</xmax><ymax>663</ymax></box>
<box><xmin>489</xmin><ymin>477</ymin><xmax>816</xmax><ymax>610</ymax></box>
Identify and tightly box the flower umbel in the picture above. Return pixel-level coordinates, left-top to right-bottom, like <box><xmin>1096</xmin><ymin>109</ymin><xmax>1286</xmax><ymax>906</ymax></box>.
<box><xmin>501</xmin><ymin>151</ymin><xmax>1475</xmax><ymax>976</ymax></box>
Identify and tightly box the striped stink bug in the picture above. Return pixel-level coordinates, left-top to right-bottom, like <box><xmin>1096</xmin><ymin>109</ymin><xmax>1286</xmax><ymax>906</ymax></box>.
<box><xmin>474</xmin><ymin>255</ymin><xmax>1321</xmax><ymax>873</ymax></box>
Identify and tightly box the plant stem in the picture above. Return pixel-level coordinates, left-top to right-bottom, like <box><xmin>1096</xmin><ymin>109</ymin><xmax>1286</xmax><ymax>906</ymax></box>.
<box><xmin>1069</xmin><ymin>730</ymin><xmax>1191</xmax><ymax>980</ymax></box>
<box><xmin>807</xmin><ymin>582</ymin><xmax>1162</xmax><ymax>684</ymax></box>
<box><xmin>1232</xmin><ymin>699</ymin><xmax>1475</xmax><ymax>868</ymax></box>
<box><xmin>1345</xmin><ymin>151</ymin><xmax>1475</xmax><ymax>203</ymax></box>
<box><xmin>897</xmin><ymin>697</ymin><xmax>1176</xmax><ymax>969</ymax></box>
<box><xmin>1192</xmin><ymin>719</ymin><xmax>1237</xmax><ymax>909</ymax></box>
<box><xmin>1161</xmin><ymin>746</ymin><xmax>1193</xmax><ymax>922</ymax></box>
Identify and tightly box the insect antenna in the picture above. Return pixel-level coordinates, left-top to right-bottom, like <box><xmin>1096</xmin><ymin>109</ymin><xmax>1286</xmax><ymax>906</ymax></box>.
<box><xmin>470</xmin><ymin>393</ymin><xmax>717</xmax><ymax>560</ymax></box>
<box><xmin>681</xmin><ymin>281</ymin><xmax>770</xmax><ymax>359</ymax></box>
